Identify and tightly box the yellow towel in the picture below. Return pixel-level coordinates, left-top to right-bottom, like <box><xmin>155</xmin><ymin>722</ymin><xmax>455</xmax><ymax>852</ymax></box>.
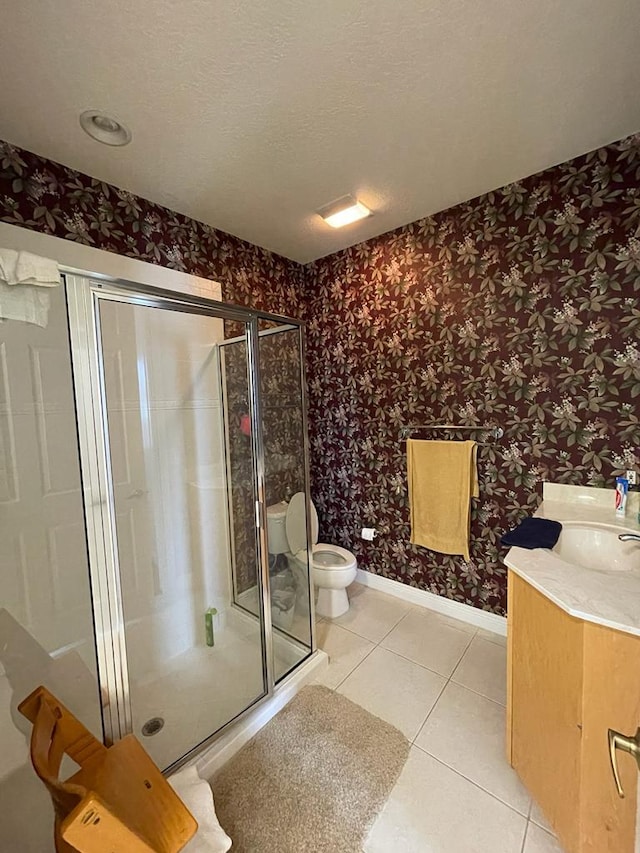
<box><xmin>407</xmin><ymin>439</ymin><xmax>479</xmax><ymax>561</ymax></box>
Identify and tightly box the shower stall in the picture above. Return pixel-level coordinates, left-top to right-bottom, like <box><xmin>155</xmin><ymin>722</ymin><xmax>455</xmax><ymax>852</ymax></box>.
<box><xmin>0</xmin><ymin>273</ymin><xmax>315</xmax><ymax>852</ymax></box>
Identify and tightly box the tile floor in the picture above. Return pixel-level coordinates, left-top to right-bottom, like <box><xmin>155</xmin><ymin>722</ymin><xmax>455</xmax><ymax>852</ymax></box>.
<box><xmin>314</xmin><ymin>583</ymin><xmax>564</xmax><ymax>853</ymax></box>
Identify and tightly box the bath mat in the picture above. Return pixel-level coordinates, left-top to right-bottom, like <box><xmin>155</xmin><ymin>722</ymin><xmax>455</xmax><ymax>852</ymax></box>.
<box><xmin>211</xmin><ymin>684</ymin><xmax>409</xmax><ymax>852</ymax></box>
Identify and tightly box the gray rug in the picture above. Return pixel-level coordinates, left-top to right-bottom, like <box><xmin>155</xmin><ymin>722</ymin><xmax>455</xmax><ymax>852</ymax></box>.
<box><xmin>211</xmin><ymin>684</ymin><xmax>409</xmax><ymax>852</ymax></box>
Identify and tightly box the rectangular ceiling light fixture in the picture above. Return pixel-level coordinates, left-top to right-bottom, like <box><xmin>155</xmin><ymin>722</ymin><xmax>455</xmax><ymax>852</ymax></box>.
<box><xmin>317</xmin><ymin>195</ymin><xmax>371</xmax><ymax>228</ymax></box>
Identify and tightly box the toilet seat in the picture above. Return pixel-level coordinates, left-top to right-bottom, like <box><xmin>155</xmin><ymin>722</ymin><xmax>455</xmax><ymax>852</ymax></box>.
<box><xmin>312</xmin><ymin>543</ymin><xmax>357</xmax><ymax>570</ymax></box>
<box><xmin>293</xmin><ymin>543</ymin><xmax>356</xmax><ymax>570</ymax></box>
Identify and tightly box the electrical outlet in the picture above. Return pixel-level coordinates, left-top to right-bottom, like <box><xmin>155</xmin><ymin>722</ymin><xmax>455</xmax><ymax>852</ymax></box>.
<box><xmin>361</xmin><ymin>527</ymin><xmax>376</xmax><ymax>541</ymax></box>
<box><xmin>626</xmin><ymin>470</ymin><xmax>637</xmax><ymax>486</ymax></box>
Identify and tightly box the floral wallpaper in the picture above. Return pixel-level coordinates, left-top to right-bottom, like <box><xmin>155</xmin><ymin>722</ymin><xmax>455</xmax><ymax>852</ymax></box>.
<box><xmin>303</xmin><ymin>135</ymin><xmax>640</xmax><ymax>615</ymax></box>
<box><xmin>2</xmin><ymin>136</ymin><xmax>640</xmax><ymax>616</ymax></box>
<box><xmin>0</xmin><ymin>141</ymin><xmax>305</xmax><ymax>317</ymax></box>
<box><xmin>223</xmin><ymin>327</ymin><xmax>307</xmax><ymax>596</ymax></box>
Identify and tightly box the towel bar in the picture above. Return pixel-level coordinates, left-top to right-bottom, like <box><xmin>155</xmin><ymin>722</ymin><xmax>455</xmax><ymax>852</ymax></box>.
<box><xmin>400</xmin><ymin>424</ymin><xmax>504</xmax><ymax>441</ymax></box>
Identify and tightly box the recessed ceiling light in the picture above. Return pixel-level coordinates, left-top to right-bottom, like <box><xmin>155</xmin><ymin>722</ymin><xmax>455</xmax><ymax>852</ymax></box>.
<box><xmin>317</xmin><ymin>195</ymin><xmax>372</xmax><ymax>228</ymax></box>
<box><xmin>79</xmin><ymin>110</ymin><xmax>132</xmax><ymax>146</ymax></box>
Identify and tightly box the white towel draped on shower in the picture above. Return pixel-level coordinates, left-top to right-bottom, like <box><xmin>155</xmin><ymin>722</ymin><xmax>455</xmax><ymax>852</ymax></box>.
<box><xmin>0</xmin><ymin>248</ymin><xmax>61</xmax><ymax>327</ymax></box>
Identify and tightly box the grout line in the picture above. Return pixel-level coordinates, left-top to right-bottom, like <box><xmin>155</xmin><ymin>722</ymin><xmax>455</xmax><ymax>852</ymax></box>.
<box><xmin>410</xmin><ymin>634</ymin><xmax>476</xmax><ymax>742</ymax></box>
<box><xmin>375</xmin><ymin>607</ymin><xmax>414</xmax><ymax>645</ymax></box>
<box><xmin>448</xmin><ymin>632</ymin><xmax>476</xmax><ymax>681</ymax></box>
<box><xmin>374</xmin><ymin>643</ymin><xmax>466</xmax><ymax>681</ymax></box>
<box><xmin>316</xmin><ymin>597</ymin><xmax>521</xmax><ymax>846</ymax></box>
<box><xmin>322</xmin><ymin>604</ymin><xmax>415</xmax><ymax>690</ymax></box>
<box><xmin>448</xmin><ymin>676</ymin><xmax>507</xmax><ymax>708</ymax></box>
<box><xmin>318</xmin><ymin>596</ymin><xmax>505</xmax><ymax>732</ymax></box>
<box><xmin>330</xmin><ymin>609</ymin><xmax>414</xmax><ymax>691</ymax></box>
<box><xmin>325</xmin><ymin>600</ymin><xmax>412</xmax><ymax>645</ymax></box>
<box><xmin>332</xmin><ymin>643</ymin><xmax>379</xmax><ymax>692</ymax></box>
<box><xmin>322</xmin><ymin>608</ymin><xmax>502</xmax><ymax>708</ymax></box>
<box><xmin>444</xmin><ymin>673</ymin><xmax>508</xmax><ymax>709</ymax></box>
<box><xmin>526</xmin><ymin>798</ymin><xmax>557</xmax><ymax>838</ymax></box>
<box><xmin>410</xmin><ymin>632</ymin><xmax>476</xmax><ymax>743</ymax></box>
<box><xmin>477</xmin><ymin>630</ymin><xmax>508</xmax><ymax>649</ymax></box>
<box><xmin>412</xmin><ymin>745</ymin><xmax>531</xmax><ymax>822</ymax></box>
<box><xmin>411</xmin><ymin>677</ymin><xmax>450</xmax><ymax>743</ymax></box>
<box><xmin>321</xmin><ymin>620</ymin><xmax>380</xmax><ymax>642</ymax></box>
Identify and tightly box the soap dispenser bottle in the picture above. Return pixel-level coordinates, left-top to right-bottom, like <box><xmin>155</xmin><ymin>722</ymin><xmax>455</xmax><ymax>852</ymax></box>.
<box><xmin>625</xmin><ymin>470</ymin><xmax>640</xmax><ymax>522</ymax></box>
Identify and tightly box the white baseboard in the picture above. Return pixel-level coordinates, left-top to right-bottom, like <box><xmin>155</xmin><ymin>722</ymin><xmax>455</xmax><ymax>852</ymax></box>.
<box><xmin>193</xmin><ymin>648</ymin><xmax>328</xmax><ymax>780</ymax></box>
<box><xmin>355</xmin><ymin>569</ymin><xmax>507</xmax><ymax>636</ymax></box>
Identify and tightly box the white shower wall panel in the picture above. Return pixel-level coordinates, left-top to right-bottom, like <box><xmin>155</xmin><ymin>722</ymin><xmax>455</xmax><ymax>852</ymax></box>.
<box><xmin>100</xmin><ymin>301</ymin><xmax>232</xmax><ymax>671</ymax></box>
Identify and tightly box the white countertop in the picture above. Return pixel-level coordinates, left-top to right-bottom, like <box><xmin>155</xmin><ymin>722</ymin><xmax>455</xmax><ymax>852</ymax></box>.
<box><xmin>504</xmin><ymin>484</ymin><xmax>640</xmax><ymax>638</ymax></box>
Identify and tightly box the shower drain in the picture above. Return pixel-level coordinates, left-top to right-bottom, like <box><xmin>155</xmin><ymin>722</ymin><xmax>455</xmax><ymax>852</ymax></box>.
<box><xmin>141</xmin><ymin>717</ymin><xmax>165</xmax><ymax>737</ymax></box>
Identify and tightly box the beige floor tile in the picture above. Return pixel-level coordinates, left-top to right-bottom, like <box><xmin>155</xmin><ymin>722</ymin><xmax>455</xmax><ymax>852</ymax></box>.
<box><xmin>529</xmin><ymin>798</ymin><xmax>555</xmax><ymax>835</ymax></box>
<box><xmin>452</xmin><ymin>634</ymin><xmax>507</xmax><ymax>705</ymax></box>
<box><xmin>330</xmin><ymin>586</ymin><xmax>411</xmax><ymax>642</ymax></box>
<box><xmin>314</xmin><ymin>621</ymin><xmax>375</xmax><ymax>689</ymax></box>
<box><xmin>477</xmin><ymin>626</ymin><xmax>508</xmax><ymax>647</ymax></box>
<box><xmin>364</xmin><ymin>747</ymin><xmax>527</xmax><ymax>853</ymax></box>
<box><xmin>337</xmin><ymin>646</ymin><xmax>446</xmax><ymax>739</ymax></box>
<box><xmin>381</xmin><ymin>607</ymin><xmax>475</xmax><ymax>676</ymax></box>
<box><xmin>523</xmin><ymin>822</ymin><xmax>566</xmax><ymax>852</ymax></box>
<box><xmin>415</xmin><ymin>682</ymin><xmax>530</xmax><ymax>815</ymax></box>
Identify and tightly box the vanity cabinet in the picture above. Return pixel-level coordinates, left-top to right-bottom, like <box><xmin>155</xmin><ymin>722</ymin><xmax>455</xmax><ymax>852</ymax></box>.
<box><xmin>507</xmin><ymin>570</ymin><xmax>640</xmax><ymax>853</ymax></box>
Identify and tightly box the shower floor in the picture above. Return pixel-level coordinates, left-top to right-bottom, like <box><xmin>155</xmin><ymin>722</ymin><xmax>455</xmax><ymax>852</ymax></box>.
<box><xmin>236</xmin><ymin>584</ymin><xmax>313</xmax><ymax>678</ymax></box>
<box><xmin>131</xmin><ymin>605</ymin><xmax>303</xmax><ymax>770</ymax></box>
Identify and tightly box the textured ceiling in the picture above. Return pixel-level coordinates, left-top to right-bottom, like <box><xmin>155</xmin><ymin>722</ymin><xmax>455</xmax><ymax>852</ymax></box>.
<box><xmin>1</xmin><ymin>1</ymin><xmax>640</xmax><ymax>264</ymax></box>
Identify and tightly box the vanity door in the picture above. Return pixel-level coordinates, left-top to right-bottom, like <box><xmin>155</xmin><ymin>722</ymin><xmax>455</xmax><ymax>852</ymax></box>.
<box><xmin>507</xmin><ymin>570</ymin><xmax>640</xmax><ymax>853</ymax></box>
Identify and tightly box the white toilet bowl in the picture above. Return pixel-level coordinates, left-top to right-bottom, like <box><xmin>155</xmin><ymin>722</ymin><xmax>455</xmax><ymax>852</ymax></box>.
<box><xmin>268</xmin><ymin>494</ymin><xmax>358</xmax><ymax>620</ymax></box>
<box><xmin>310</xmin><ymin>543</ymin><xmax>357</xmax><ymax>619</ymax></box>
<box><xmin>291</xmin><ymin>542</ymin><xmax>357</xmax><ymax>619</ymax></box>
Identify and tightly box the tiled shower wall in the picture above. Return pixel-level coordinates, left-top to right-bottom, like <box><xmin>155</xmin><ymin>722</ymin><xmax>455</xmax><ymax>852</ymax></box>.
<box><xmin>2</xmin><ymin>135</ymin><xmax>640</xmax><ymax>614</ymax></box>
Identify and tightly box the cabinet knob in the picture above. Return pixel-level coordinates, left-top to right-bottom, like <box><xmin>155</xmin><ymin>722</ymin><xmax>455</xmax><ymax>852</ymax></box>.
<box><xmin>608</xmin><ymin>726</ymin><xmax>640</xmax><ymax>798</ymax></box>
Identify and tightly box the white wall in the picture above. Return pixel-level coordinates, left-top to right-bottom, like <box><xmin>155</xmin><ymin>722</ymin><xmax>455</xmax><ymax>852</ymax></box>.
<box><xmin>0</xmin><ymin>221</ymin><xmax>222</xmax><ymax>300</ymax></box>
<box><xmin>101</xmin><ymin>302</ymin><xmax>232</xmax><ymax>678</ymax></box>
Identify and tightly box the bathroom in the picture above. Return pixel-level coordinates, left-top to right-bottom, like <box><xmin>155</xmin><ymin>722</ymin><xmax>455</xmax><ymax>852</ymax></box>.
<box><xmin>1</xmin><ymin>3</ymin><xmax>640</xmax><ymax>852</ymax></box>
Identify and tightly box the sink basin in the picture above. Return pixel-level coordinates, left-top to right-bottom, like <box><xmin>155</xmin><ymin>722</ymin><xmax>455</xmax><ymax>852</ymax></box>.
<box><xmin>552</xmin><ymin>522</ymin><xmax>640</xmax><ymax>572</ymax></box>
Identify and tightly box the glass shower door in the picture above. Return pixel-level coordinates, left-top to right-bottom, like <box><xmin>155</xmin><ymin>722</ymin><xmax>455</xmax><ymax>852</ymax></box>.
<box><xmin>257</xmin><ymin>320</ymin><xmax>313</xmax><ymax>681</ymax></box>
<box><xmin>221</xmin><ymin>321</ymin><xmax>314</xmax><ymax>683</ymax></box>
<box><xmin>78</xmin><ymin>287</ymin><xmax>268</xmax><ymax>770</ymax></box>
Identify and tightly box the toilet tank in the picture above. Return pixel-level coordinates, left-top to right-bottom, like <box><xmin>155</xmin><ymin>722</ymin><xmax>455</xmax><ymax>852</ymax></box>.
<box><xmin>266</xmin><ymin>501</ymin><xmax>289</xmax><ymax>554</ymax></box>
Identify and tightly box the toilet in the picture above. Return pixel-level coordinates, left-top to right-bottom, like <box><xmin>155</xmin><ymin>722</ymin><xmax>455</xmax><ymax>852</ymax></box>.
<box><xmin>266</xmin><ymin>493</ymin><xmax>357</xmax><ymax>619</ymax></box>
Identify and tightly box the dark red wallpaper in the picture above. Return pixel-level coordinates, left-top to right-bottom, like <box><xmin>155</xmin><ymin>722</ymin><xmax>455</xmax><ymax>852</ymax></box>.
<box><xmin>0</xmin><ymin>141</ymin><xmax>304</xmax><ymax>317</ymax></box>
<box><xmin>2</xmin><ymin>135</ymin><xmax>639</xmax><ymax>615</ymax></box>
<box><xmin>303</xmin><ymin>135</ymin><xmax>640</xmax><ymax>614</ymax></box>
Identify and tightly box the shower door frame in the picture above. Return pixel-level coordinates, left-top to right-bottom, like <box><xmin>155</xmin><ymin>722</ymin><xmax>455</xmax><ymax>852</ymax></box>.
<box><xmin>65</xmin><ymin>272</ymin><xmax>315</xmax><ymax>764</ymax></box>
<box><xmin>218</xmin><ymin>322</ymin><xmax>298</xmax><ymax>610</ymax></box>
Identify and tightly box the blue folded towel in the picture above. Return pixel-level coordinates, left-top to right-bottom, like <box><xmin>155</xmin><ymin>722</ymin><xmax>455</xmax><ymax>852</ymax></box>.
<box><xmin>500</xmin><ymin>517</ymin><xmax>562</xmax><ymax>550</ymax></box>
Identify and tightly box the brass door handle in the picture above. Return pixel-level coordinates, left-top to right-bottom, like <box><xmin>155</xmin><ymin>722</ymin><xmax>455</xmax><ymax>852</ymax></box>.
<box><xmin>608</xmin><ymin>726</ymin><xmax>640</xmax><ymax>798</ymax></box>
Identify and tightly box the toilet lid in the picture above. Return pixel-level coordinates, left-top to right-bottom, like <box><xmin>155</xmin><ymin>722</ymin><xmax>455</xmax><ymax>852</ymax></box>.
<box><xmin>285</xmin><ymin>492</ymin><xmax>318</xmax><ymax>554</ymax></box>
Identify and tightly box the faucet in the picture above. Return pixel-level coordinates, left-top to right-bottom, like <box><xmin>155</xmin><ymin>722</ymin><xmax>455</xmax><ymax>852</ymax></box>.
<box><xmin>618</xmin><ymin>534</ymin><xmax>640</xmax><ymax>542</ymax></box>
